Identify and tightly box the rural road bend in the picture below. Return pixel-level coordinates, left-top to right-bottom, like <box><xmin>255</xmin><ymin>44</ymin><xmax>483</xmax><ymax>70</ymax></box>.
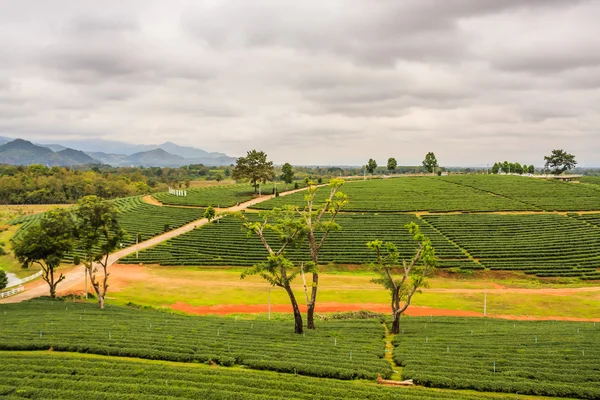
<box><xmin>0</xmin><ymin>186</ymin><xmax>312</xmax><ymax>303</ymax></box>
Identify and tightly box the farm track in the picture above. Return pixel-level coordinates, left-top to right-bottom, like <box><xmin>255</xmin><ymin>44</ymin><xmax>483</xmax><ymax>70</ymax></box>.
<box><xmin>0</xmin><ymin>185</ymin><xmax>315</xmax><ymax>304</ymax></box>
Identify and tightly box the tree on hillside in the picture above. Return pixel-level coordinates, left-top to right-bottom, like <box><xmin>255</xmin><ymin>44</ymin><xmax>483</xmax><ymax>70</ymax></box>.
<box><xmin>522</xmin><ymin>164</ymin><xmax>528</xmax><ymax>175</ymax></box>
<box><xmin>232</xmin><ymin>150</ymin><xmax>275</xmax><ymax>193</ymax></box>
<box><xmin>544</xmin><ymin>149</ymin><xmax>577</xmax><ymax>175</ymax></box>
<box><xmin>298</xmin><ymin>179</ymin><xmax>348</xmax><ymax>329</ymax></box>
<box><xmin>514</xmin><ymin>162</ymin><xmax>523</xmax><ymax>174</ymax></box>
<box><xmin>280</xmin><ymin>163</ymin><xmax>294</xmax><ymax>187</ymax></box>
<box><xmin>367</xmin><ymin>222</ymin><xmax>436</xmax><ymax>334</ymax></box>
<box><xmin>528</xmin><ymin>165</ymin><xmax>535</xmax><ymax>174</ymax></box>
<box><xmin>75</xmin><ymin>196</ymin><xmax>126</xmax><ymax>309</ymax></box>
<box><xmin>422</xmin><ymin>152</ymin><xmax>438</xmax><ymax>174</ymax></box>
<box><xmin>203</xmin><ymin>206</ymin><xmax>216</xmax><ymax>222</ymax></box>
<box><xmin>366</xmin><ymin>159</ymin><xmax>377</xmax><ymax>174</ymax></box>
<box><xmin>237</xmin><ymin>207</ymin><xmax>306</xmax><ymax>333</ymax></box>
<box><xmin>13</xmin><ymin>209</ymin><xmax>75</xmax><ymax>298</ymax></box>
<box><xmin>491</xmin><ymin>162</ymin><xmax>500</xmax><ymax>174</ymax></box>
<box><xmin>387</xmin><ymin>158</ymin><xmax>397</xmax><ymax>173</ymax></box>
<box><xmin>0</xmin><ymin>269</ymin><xmax>8</xmax><ymax>290</ymax></box>
<box><xmin>502</xmin><ymin>161</ymin><xmax>510</xmax><ymax>174</ymax></box>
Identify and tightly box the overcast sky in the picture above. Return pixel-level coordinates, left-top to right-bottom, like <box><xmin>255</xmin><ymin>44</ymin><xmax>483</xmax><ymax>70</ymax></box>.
<box><xmin>0</xmin><ymin>0</ymin><xmax>599</xmax><ymax>166</ymax></box>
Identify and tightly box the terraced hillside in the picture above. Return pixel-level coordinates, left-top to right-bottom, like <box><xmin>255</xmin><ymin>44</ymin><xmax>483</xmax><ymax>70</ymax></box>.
<box><xmin>121</xmin><ymin>213</ymin><xmax>478</xmax><ymax>269</ymax></box>
<box><xmin>421</xmin><ymin>214</ymin><xmax>600</xmax><ymax>279</ymax></box>
<box><xmin>251</xmin><ymin>177</ymin><xmax>532</xmax><ymax>212</ymax></box>
<box><xmin>393</xmin><ymin>317</ymin><xmax>600</xmax><ymax>399</ymax></box>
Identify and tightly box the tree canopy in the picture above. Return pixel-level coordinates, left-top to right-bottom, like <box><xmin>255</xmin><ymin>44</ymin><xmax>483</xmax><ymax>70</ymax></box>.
<box><xmin>0</xmin><ymin>269</ymin><xmax>8</xmax><ymax>290</ymax></box>
<box><xmin>280</xmin><ymin>162</ymin><xmax>294</xmax><ymax>185</ymax></box>
<box><xmin>232</xmin><ymin>150</ymin><xmax>275</xmax><ymax>193</ymax></box>
<box><xmin>544</xmin><ymin>149</ymin><xmax>577</xmax><ymax>175</ymax></box>
<box><xmin>387</xmin><ymin>158</ymin><xmax>397</xmax><ymax>172</ymax></box>
<box><xmin>422</xmin><ymin>152</ymin><xmax>438</xmax><ymax>173</ymax></box>
<box><xmin>366</xmin><ymin>159</ymin><xmax>377</xmax><ymax>174</ymax></box>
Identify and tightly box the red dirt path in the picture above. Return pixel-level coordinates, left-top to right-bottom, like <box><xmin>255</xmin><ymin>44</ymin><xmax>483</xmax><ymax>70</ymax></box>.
<box><xmin>170</xmin><ymin>301</ymin><xmax>600</xmax><ymax>322</ymax></box>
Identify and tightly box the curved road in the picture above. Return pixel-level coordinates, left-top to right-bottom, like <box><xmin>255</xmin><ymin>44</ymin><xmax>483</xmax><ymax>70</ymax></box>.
<box><xmin>0</xmin><ymin>186</ymin><xmax>311</xmax><ymax>304</ymax></box>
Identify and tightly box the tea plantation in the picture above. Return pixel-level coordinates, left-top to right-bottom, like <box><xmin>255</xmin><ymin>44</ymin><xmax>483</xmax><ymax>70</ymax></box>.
<box><xmin>0</xmin><ymin>352</ymin><xmax>513</xmax><ymax>400</ymax></box>
<box><xmin>393</xmin><ymin>317</ymin><xmax>600</xmax><ymax>399</ymax></box>
<box><xmin>0</xmin><ymin>300</ymin><xmax>392</xmax><ymax>380</ymax></box>
<box><xmin>121</xmin><ymin>213</ymin><xmax>478</xmax><ymax>269</ymax></box>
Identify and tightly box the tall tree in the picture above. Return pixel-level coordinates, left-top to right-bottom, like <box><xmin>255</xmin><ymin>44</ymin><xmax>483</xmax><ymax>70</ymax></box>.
<box><xmin>387</xmin><ymin>158</ymin><xmax>397</xmax><ymax>173</ymax></box>
<box><xmin>366</xmin><ymin>159</ymin><xmax>377</xmax><ymax>174</ymax></box>
<box><xmin>491</xmin><ymin>162</ymin><xmax>500</xmax><ymax>174</ymax></box>
<box><xmin>514</xmin><ymin>162</ymin><xmax>523</xmax><ymax>174</ymax></box>
<box><xmin>422</xmin><ymin>152</ymin><xmax>438</xmax><ymax>173</ymax></box>
<box><xmin>203</xmin><ymin>206</ymin><xmax>216</xmax><ymax>222</ymax></box>
<box><xmin>298</xmin><ymin>179</ymin><xmax>348</xmax><ymax>329</ymax></box>
<box><xmin>528</xmin><ymin>165</ymin><xmax>535</xmax><ymax>174</ymax></box>
<box><xmin>237</xmin><ymin>207</ymin><xmax>306</xmax><ymax>333</ymax></box>
<box><xmin>544</xmin><ymin>149</ymin><xmax>577</xmax><ymax>175</ymax></box>
<box><xmin>367</xmin><ymin>222</ymin><xmax>436</xmax><ymax>334</ymax></box>
<box><xmin>13</xmin><ymin>209</ymin><xmax>75</xmax><ymax>298</ymax></box>
<box><xmin>280</xmin><ymin>162</ymin><xmax>294</xmax><ymax>187</ymax></box>
<box><xmin>502</xmin><ymin>161</ymin><xmax>510</xmax><ymax>174</ymax></box>
<box><xmin>74</xmin><ymin>196</ymin><xmax>126</xmax><ymax>309</ymax></box>
<box><xmin>232</xmin><ymin>150</ymin><xmax>275</xmax><ymax>193</ymax></box>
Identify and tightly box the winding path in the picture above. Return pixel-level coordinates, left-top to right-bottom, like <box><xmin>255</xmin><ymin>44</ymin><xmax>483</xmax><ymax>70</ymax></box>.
<box><xmin>0</xmin><ymin>186</ymin><xmax>310</xmax><ymax>304</ymax></box>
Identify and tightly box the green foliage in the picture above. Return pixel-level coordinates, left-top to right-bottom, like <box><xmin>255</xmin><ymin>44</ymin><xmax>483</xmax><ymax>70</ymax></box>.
<box><xmin>366</xmin><ymin>159</ymin><xmax>377</xmax><ymax>174</ymax></box>
<box><xmin>387</xmin><ymin>157</ymin><xmax>397</xmax><ymax>172</ymax></box>
<box><xmin>0</xmin><ymin>269</ymin><xmax>7</xmax><ymax>290</ymax></box>
<box><xmin>422</xmin><ymin>152</ymin><xmax>438</xmax><ymax>173</ymax></box>
<box><xmin>203</xmin><ymin>206</ymin><xmax>216</xmax><ymax>222</ymax></box>
<box><xmin>231</xmin><ymin>150</ymin><xmax>275</xmax><ymax>192</ymax></box>
<box><xmin>280</xmin><ymin>162</ymin><xmax>294</xmax><ymax>185</ymax></box>
<box><xmin>491</xmin><ymin>162</ymin><xmax>500</xmax><ymax>174</ymax></box>
<box><xmin>544</xmin><ymin>149</ymin><xmax>577</xmax><ymax>175</ymax></box>
<box><xmin>0</xmin><ymin>300</ymin><xmax>391</xmax><ymax>381</ymax></box>
<box><xmin>392</xmin><ymin>317</ymin><xmax>600</xmax><ymax>399</ymax></box>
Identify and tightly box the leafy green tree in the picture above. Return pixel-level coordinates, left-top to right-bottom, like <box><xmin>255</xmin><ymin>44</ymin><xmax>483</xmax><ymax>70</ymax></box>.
<box><xmin>366</xmin><ymin>159</ymin><xmax>377</xmax><ymax>174</ymax></box>
<box><xmin>74</xmin><ymin>196</ymin><xmax>126</xmax><ymax>309</ymax></box>
<box><xmin>544</xmin><ymin>149</ymin><xmax>577</xmax><ymax>175</ymax></box>
<box><xmin>232</xmin><ymin>150</ymin><xmax>275</xmax><ymax>193</ymax></box>
<box><xmin>0</xmin><ymin>269</ymin><xmax>8</xmax><ymax>290</ymax></box>
<box><xmin>203</xmin><ymin>206</ymin><xmax>216</xmax><ymax>222</ymax></box>
<box><xmin>280</xmin><ymin>162</ymin><xmax>294</xmax><ymax>186</ymax></box>
<box><xmin>367</xmin><ymin>222</ymin><xmax>436</xmax><ymax>334</ymax></box>
<box><xmin>422</xmin><ymin>152</ymin><xmax>438</xmax><ymax>173</ymax></box>
<box><xmin>298</xmin><ymin>179</ymin><xmax>348</xmax><ymax>329</ymax></box>
<box><xmin>528</xmin><ymin>165</ymin><xmax>535</xmax><ymax>174</ymax></box>
<box><xmin>237</xmin><ymin>208</ymin><xmax>306</xmax><ymax>333</ymax></box>
<box><xmin>215</xmin><ymin>173</ymin><xmax>223</xmax><ymax>182</ymax></box>
<box><xmin>491</xmin><ymin>162</ymin><xmax>500</xmax><ymax>174</ymax></box>
<box><xmin>502</xmin><ymin>161</ymin><xmax>510</xmax><ymax>174</ymax></box>
<box><xmin>13</xmin><ymin>209</ymin><xmax>75</xmax><ymax>298</ymax></box>
<box><xmin>387</xmin><ymin>158</ymin><xmax>397</xmax><ymax>173</ymax></box>
<box><xmin>522</xmin><ymin>164</ymin><xmax>528</xmax><ymax>175</ymax></box>
<box><xmin>514</xmin><ymin>163</ymin><xmax>523</xmax><ymax>174</ymax></box>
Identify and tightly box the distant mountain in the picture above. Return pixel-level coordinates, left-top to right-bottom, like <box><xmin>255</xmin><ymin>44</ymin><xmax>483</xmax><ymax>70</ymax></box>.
<box><xmin>42</xmin><ymin>144</ymin><xmax>68</xmax><ymax>152</ymax></box>
<box><xmin>124</xmin><ymin>148</ymin><xmax>186</xmax><ymax>167</ymax></box>
<box><xmin>86</xmin><ymin>152</ymin><xmax>127</xmax><ymax>166</ymax></box>
<box><xmin>0</xmin><ymin>136</ymin><xmax>11</xmax><ymax>145</ymax></box>
<box><xmin>0</xmin><ymin>139</ymin><xmax>100</xmax><ymax>166</ymax></box>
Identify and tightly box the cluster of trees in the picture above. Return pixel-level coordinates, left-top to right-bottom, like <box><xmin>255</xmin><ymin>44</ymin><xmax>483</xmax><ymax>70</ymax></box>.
<box><xmin>12</xmin><ymin>196</ymin><xmax>125</xmax><ymax>308</ymax></box>
<box><xmin>491</xmin><ymin>161</ymin><xmax>534</xmax><ymax>175</ymax></box>
<box><xmin>365</xmin><ymin>152</ymin><xmax>440</xmax><ymax>175</ymax></box>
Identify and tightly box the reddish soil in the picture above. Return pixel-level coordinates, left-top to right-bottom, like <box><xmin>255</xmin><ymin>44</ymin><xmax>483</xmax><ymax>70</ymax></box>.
<box><xmin>169</xmin><ymin>301</ymin><xmax>600</xmax><ymax>322</ymax></box>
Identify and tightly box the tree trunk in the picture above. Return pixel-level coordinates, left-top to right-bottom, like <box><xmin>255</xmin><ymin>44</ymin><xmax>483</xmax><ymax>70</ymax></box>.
<box><xmin>98</xmin><ymin>295</ymin><xmax>105</xmax><ymax>309</ymax></box>
<box><xmin>284</xmin><ymin>284</ymin><xmax>303</xmax><ymax>334</ymax></box>
<box><xmin>391</xmin><ymin>311</ymin><xmax>401</xmax><ymax>334</ymax></box>
<box><xmin>306</xmin><ymin>272</ymin><xmax>319</xmax><ymax>329</ymax></box>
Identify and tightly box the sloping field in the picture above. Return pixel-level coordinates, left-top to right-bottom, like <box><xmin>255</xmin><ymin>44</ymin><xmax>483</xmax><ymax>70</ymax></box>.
<box><xmin>393</xmin><ymin>317</ymin><xmax>600</xmax><ymax>399</ymax></box>
<box><xmin>250</xmin><ymin>177</ymin><xmax>532</xmax><ymax>212</ymax></box>
<box><xmin>422</xmin><ymin>214</ymin><xmax>600</xmax><ymax>279</ymax></box>
<box><xmin>0</xmin><ymin>352</ymin><xmax>512</xmax><ymax>400</ymax></box>
<box><xmin>443</xmin><ymin>175</ymin><xmax>600</xmax><ymax>211</ymax></box>
<box><xmin>121</xmin><ymin>213</ymin><xmax>477</xmax><ymax>269</ymax></box>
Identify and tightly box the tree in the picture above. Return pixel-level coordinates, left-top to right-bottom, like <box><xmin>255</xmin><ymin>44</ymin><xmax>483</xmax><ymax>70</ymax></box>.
<box><xmin>387</xmin><ymin>158</ymin><xmax>397</xmax><ymax>173</ymax></box>
<box><xmin>280</xmin><ymin>163</ymin><xmax>294</xmax><ymax>186</ymax></box>
<box><xmin>203</xmin><ymin>206</ymin><xmax>216</xmax><ymax>222</ymax></box>
<box><xmin>298</xmin><ymin>179</ymin><xmax>348</xmax><ymax>329</ymax></box>
<box><xmin>514</xmin><ymin>163</ymin><xmax>523</xmax><ymax>174</ymax></box>
<box><xmin>231</xmin><ymin>150</ymin><xmax>275</xmax><ymax>193</ymax></box>
<box><xmin>544</xmin><ymin>149</ymin><xmax>577</xmax><ymax>175</ymax></box>
<box><xmin>491</xmin><ymin>162</ymin><xmax>500</xmax><ymax>174</ymax></box>
<box><xmin>522</xmin><ymin>164</ymin><xmax>528</xmax><ymax>175</ymax></box>
<box><xmin>528</xmin><ymin>165</ymin><xmax>535</xmax><ymax>174</ymax></box>
<box><xmin>0</xmin><ymin>269</ymin><xmax>8</xmax><ymax>290</ymax></box>
<box><xmin>367</xmin><ymin>222</ymin><xmax>436</xmax><ymax>334</ymax></box>
<box><xmin>502</xmin><ymin>161</ymin><xmax>510</xmax><ymax>174</ymax></box>
<box><xmin>74</xmin><ymin>196</ymin><xmax>126</xmax><ymax>309</ymax></box>
<box><xmin>215</xmin><ymin>173</ymin><xmax>223</xmax><ymax>182</ymax></box>
<box><xmin>13</xmin><ymin>209</ymin><xmax>74</xmax><ymax>298</ymax></box>
<box><xmin>366</xmin><ymin>159</ymin><xmax>377</xmax><ymax>174</ymax></box>
<box><xmin>237</xmin><ymin>208</ymin><xmax>306</xmax><ymax>333</ymax></box>
<box><xmin>422</xmin><ymin>152</ymin><xmax>438</xmax><ymax>173</ymax></box>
